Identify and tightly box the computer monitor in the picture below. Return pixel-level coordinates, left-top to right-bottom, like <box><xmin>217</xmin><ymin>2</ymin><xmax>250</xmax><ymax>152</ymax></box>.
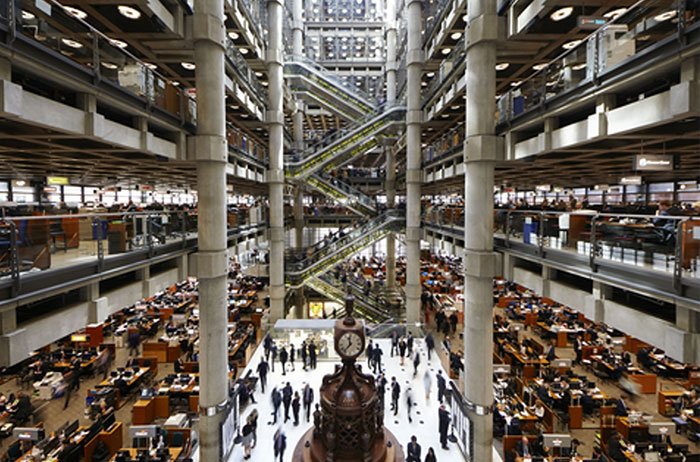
<box><xmin>494</xmin><ymin>364</ymin><xmax>511</xmax><ymax>375</ymax></box>
<box><xmin>543</xmin><ymin>434</ymin><xmax>571</xmax><ymax>448</ymax></box>
<box><xmin>551</xmin><ymin>359</ymin><xmax>572</xmax><ymax>368</ymax></box>
<box><xmin>110</xmin><ymin>371</ymin><xmax>119</xmax><ymax>378</ymax></box>
<box><xmin>13</xmin><ymin>427</ymin><xmax>45</xmax><ymax>441</ymax></box>
<box><xmin>101</xmin><ymin>412</ymin><xmax>116</xmax><ymax>429</ymax></box>
<box><xmin>129</xmin><ymin>425</ymin><xmax>159</xmax><ymax>439</ymax></box>
<box><xmin>648</xmin><ymin>422</ymin><xmax>675</xmax><ymax>436</ymax></box>
<box><xmin>65</xmin><ymin>420</ymin><xmax>79</xmax><ymax>436</ymax></box>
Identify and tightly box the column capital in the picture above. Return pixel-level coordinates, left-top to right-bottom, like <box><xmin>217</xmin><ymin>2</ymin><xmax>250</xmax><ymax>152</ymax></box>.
<box><xmin>193</xmin><ymin>12</ymin><xmax>226</xmax><ymax>49</ymax></box>
<box><xmin>194</xmin><ymin>251</ymin><xmax>227</xmax><ymax>279</ymax></box>
<box><xmin>195</xmin><ymin>135</ymin><xmax>228</xmax><ymax>162</ymax></box>
<box><xmin>467</xmin><ymin>14</ymin><xmax>499</xmax><ymax>48</ymax></box>
<box><xmin>464</xmin><ymin>250</ymin><xmax>498</xmax><ymax>279</ymax></box>
<box><xmin>464</xmin><ymin>134</ymin><xmax>503</xmax><ymax>162</ymax></box>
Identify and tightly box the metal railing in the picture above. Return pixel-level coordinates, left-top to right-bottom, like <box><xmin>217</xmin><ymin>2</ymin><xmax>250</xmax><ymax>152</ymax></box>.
<box><xmin>13</xmin><ymin>0</ymin><xmax>197</xmax><ymax>125</ymax></box>
<box><xmin>497</xmin><ymin>0</ymin><xmax>696</xmax><ymax>125</ymax></box>
<box><xmin>0</xmin><ymin>209</ymin><xmax>264</xmax><ymax>298</ymax></box>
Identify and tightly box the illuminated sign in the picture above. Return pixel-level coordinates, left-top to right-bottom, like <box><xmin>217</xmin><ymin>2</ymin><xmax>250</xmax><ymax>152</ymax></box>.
<box><xmin>634</xmin><ymin>154</ymin><xmax>673</xmax><ymax>171</ymax></box>
<box><xmin>47</xmin><ymin>176</ymin><xmax>69</xmax><ymax>185</ymax></box>
<box><xmin>71</xmin><ymin>334</ymin><xmax>88</xmax><ymax>342</ymax></box>
<box><xmin>620</xmin><ymin>176</ymin><xmax>642</xmax><ymax>185</ymax></box>
<box><xmin>535</xmin><ymin>184</ymin><xmax>551</xmax><ymax>192</ymax></box>
<box><xmin>578</xmin><ymin>16</ymin><xmax>606</xmax><ymax>29</ymax></box>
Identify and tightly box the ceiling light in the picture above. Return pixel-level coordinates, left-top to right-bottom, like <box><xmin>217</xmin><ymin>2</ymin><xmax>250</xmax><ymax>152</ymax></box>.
<box><xmin>172</xmin><ymin>81</ymin><xmax>180</xmax><ymax>86</ymax></box>
<box><xmin>421</xmin><ymin>81</ymin><xmax>427</xmax><ymax>86</ymax></box>
<box><xmin>102</xmin><ymin>62</ymin><xmax>118</xmax><ymax>69</ymax></box>
<box><xmin>441</xmin><ymin>47</ymin><xmax>451</xmax><ymax>55</ymax></box>
<box><xmin>653</xmin><ymin>10</ymin><xmax>677</xmax><ymax>22</ymax></box>
<box><xmin>450</xmin><ymin>31</ymin><xmax>462</xmax><ymax>40</ymax></box>
<box><xmin>239</xmin><ymin>47</ymin><xmax>249</xmax><ymax>54</ymax></box>
<box><xmin>255</xmin><ymin>71</ymin><xmax>263</xmax><ymax>77</ymax></box>
<box><xmin>532</xmin><ymin>63</ymin><xmax>547</xmax><ymax>71</ymax></box>
<box><xmin>64</xmin><ymin>6</ymin><xmax>88</xmax><ymax>19</ymax></box>
<box><xmin>603</xmin><ymin>8</ymin><xmax>627</xmax><ymax>19</ymax></box>
<box><xmin>550</xmin><ymin>6</ymin><xmax>573</xmax><ymax>21</ymax></box>
<box><xmin>462</xmin><ymin>14</ymin><xmax>468</xmax><ymax>21</ymax></box>
<box><xmin>61</xmin><ymin>38</ymin><xmax>83</xmax><ymax>48</ymax></box>
<box><xmin>144</xmin><ymin>63</ymin><xmax>158</xmax><ymax>70</ymax></box>
<box><xmin>181</xmin><ymin>62</ymin><xmax>196</xmax><ymax>70</ymax></box>
<box><xmin>261</xmin><ymin>81</ymin><xmax>268</xmax><ymax>86</ymax></box>
<box><xmin>451</xmin><ymin>105</ymin><xmax>460</xmax><ymax>109</ymax></box>
<box><xmin>562</xmin><ymin>39</ymin><xmax>582</xmax><ymax>50</ymax></box>
<box><xmin>117</xmin><ymin>5</ymin><xmax>141</xmax><ymax>19</ymax></box>
<box><xmin>21</xmin><ymin>10</ymin><xmax>35</xmax><ymax>20</ymax></box>
<box><xmin>572</xmin><ymin>63</ymin><xmax>586</xmax><ymax>70</ymax></box>
<box><xmin>109</xmin><ymin>38</ymin><xmax>128</xmax><ymax>48</ymax></box>
<box><xmin>228</xmin><ymin>31</ymin><xmax>239</xmax><ymax>40</ymax></box>
<box><xmin>510</xmin><ymin>80</ymin><xmax>521</xmax><ymax>86</ymax></box>
<box><xmin>495</xmin><ymin>62</ymin><xmax>509</xmax><ymax>71</ymax></box>
<box><xmin>426</xmin><ymin>72</ymin><xmax>435</xmax><ymax>77</ymax></box>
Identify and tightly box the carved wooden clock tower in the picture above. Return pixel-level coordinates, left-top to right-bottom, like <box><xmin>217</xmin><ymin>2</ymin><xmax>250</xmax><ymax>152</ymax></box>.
<box><xmin>292</xmin><ymin>296</ymin><xmax>404</xmax><ymax>462</ymax></box>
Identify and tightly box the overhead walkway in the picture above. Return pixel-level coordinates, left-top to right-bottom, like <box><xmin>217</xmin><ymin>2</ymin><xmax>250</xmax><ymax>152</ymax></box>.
<box><xmin>284</xmin><ymin>55</ymin><xmax>377</xmax><ymax>120</ymax></box>
<box><xmin>285</xmin><ymin>211</ymin><xmax>404</xmax><ymax>288</ymax></box>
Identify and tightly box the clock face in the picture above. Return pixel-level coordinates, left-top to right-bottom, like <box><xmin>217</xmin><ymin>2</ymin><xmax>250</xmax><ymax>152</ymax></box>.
<box><xmin>338</xmin><ymin>331</ymin><xmax>363</xmax><ymax>358</ymax></box>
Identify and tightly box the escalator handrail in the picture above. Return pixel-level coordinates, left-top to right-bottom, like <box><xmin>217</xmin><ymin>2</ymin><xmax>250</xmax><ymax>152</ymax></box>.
<box><xmin>312</xmin><ymin>173</ymin><xmax>377</xmax><ymax>211</ymax></box>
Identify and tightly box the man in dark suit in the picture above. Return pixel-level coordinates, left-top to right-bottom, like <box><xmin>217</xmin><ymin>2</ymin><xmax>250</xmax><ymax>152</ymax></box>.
<box><xmin>436</xmin><ymin>370</ymin><xmax>447</xmax><ymax>404</ymax></box>
<box><xmin>390</xmin><ymin>377</ymin><xmax>400</xmax><ymax>415</ymax></box>
<box><xmin>273</xmin><ymin>429</ymin><xmax>286</xmax><ymax>462</ymax></box>
<box><xmin>607</xmin><ymin>432</ymin><xmax>626</xmax><ymax>461</ymax></box>
<box><xmin>615</xmin><ymin>397</ymin><xmax>629</xmax><ymax>417</ymax></box>
<box><xmin>438</xmin><ymin>405</ymin><xmax>450</xmax><ymax>450</ymax></box>
<box><xmin>303</xmin><ymin>383</ymin><xmax>314</xmax><ymax>422</ymax></box>
<box><xmin>406</xmin><ymin>435</ymin><xmax>421</xmax><ymax>462</ymax></box>
<box><xmin>544</xmin><ymin>341</ymin><xmax>556</xmax><ymax>362</ymax></box>
<box><xmin>515</xmin><ymin>436</ymin><xmax>532</xmax><ymax>457</ymax></box>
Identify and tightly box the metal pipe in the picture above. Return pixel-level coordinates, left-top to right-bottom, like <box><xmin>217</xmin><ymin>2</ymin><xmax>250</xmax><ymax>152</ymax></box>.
<box><xmin>463</xmin><ymin>0</ymin><xmax>497</xmax><ymax>458</ymax></box>
<box><xmin>404</xmin><ymin>0</ymin><xmax>422</xmax><ymax>324</ymax></box>
<box><xmin>193</xmin><ymin>0</ymin><xmax>228</xmax><ymax>457</ymax></box>
<box><xmin>268</xmin><ymin>0</ymin><xmax>286</xmax><ymax>322</ymax></box>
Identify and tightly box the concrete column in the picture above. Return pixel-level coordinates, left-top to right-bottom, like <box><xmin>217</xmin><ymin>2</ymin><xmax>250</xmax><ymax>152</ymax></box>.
<box><xmin>294</xmin><ymin>186</ymin><xmax>306</xmax><ymax>318</ymax></box>
<box><xmin>293</xmin><ymin>102</ymin><xmax>305</xmax><ymax>152</ymax></box>
<box><xmin>541</xmin><ymin>265</ymin><xmax>556</xmax><ymax>298</ymax></box>
<box><xmin>292</xmin><ymin>0</ymin><xmax>304</xmax><ymax>56</ymax></box>
<box><xmin>404</xmin><ymin>0</ymin><xmax>422</xmax><ymax>324</ymax></box>
<box><xmin>0</xmin><ymin>57</ymin><xmax>11</xmax><ymax>81</ymax></box>
<box><xmin>193</xmin><ymin>0</ymin><xmax>229</xmax><ymax>457</ymax></box>
<box><xmin>676</xmin><ymin>301</ymin><xmax>700</xmax><ymax>334</ymax></box>
<box><xmin>463</xmin><ymin>0</ymin><xmax>498</xmax><ymax>458</ymax></box>
<box><xmin>0</xmin><ymin>309</ymin><xmax>16</xmax><ymax>335</ymax></box>
<box><xmin>177</xmin><ymin>254</ymin><xmax>189</xmax><ymax>281</ymax></box>
<box><xmin>76</xmin><ymin>93</ymin><xmax>97</xmax><ymax>112</ymax></box>
<box><xmin>384</xmin><ymin>0</ymin><xmax>398</xmax><ymax>290</ymax></box>
<box><xmin>587</xmin><ymin>94</ymin><xmax>615</xmax><ymax>138</ymax></box>
<box><xmin>267</xmin><ymin>0</ymin><xmax>286</xmax><ymax>322</ymax></box>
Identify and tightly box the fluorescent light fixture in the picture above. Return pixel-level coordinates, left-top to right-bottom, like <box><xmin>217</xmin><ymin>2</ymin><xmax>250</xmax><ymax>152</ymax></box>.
<box><xmin>117</xmin><ymin>5</ymin><xmax>141</xmax><ymax>19</ymax></box>
<box><xmin>61</xmin><ymin>38</ymin><xmax>83</xmax><ymax>48</ymax></box>
<box><xmin>550</xmin><ymin>6</ymin><xmax>573</xmax><ymax>21</ymax></box>
<box><xmin>21</xmin><ymin>10</ymin><xmax>35</xmax><ymax>20</ymax></box>
<box><xmin>109</xmin><ymin>38</ymin><xmax>128</xmax><ymax>48</ymax></box>
<box><xmin>450</xmin><ymin>31</ymin><xmax>462</xmax><ymax>40</ymax></box>
<box><xmin>239</xmin><ymin>47</ymin><xmax>249</xmax><ymax>54</ymax></box>
<box><xmin>603</xmin><ymin>8</ymin><xmax>627</xmax><ymax>19</ymax></box>
<box><xmin>562</xmin><ymin>39</ymin><xmax>582</xmax><ymax>50</ymax></box>
<box><xmin>532</xmin><ymin>63</ymin><xmax>547</xmax><ymax>71</ymax></box>
<box><xmin>102</xmin><ymin>62</ymin><xmax>118</xmax><ymax>69</ymax></box>
<box><xmin>64</xmin><ymin>6</ymin><xmax>88</xmax><ymax>19</ymax></box>
<box><xmin>144</xmin><ymin>63</ymin><xmax>158</xmax><ymax>70</ymax></box>
<box><xmin>228</xmin><ymin>31</ymin><xmax>239</xmax><ymax>40</ymax></box>
<box><xmin>510</xmin><ymin>80</ymin><xmax>521</xmax><ymax>86</ymax></box>
<box><xmin>255</xmin><ymin>71</ymin><xmax>263</xmax><ymax>77</ymax></box>
<box><xmin>426</xmin><ymin>72</ymin><xmax>435</xmax><ymax>77</ymax></box>
<box><xmin>653</xmin><ymin>10</ymin><xmax>676</xmax><ymax>22</ymax></box>
<box><xmin>181</xmin><ymin>62</ymin><xmax>195</xmax><ymax>70</ymax></box>
<box><xmin>441</xmin><ymin>47</ymin><xmax>451</xmax><ymax>55</ymax></box>
<box><xmin>495</xmin><ymin>62</ymin><xmax>509</xmax><ymax>71</ymax></box>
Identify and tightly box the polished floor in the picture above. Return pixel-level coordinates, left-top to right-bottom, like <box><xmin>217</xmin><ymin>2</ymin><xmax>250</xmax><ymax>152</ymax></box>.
<box><xmin>223</xmin><ymin>337</ymin><xmax>501</xmax><ymax>462</ymax></box>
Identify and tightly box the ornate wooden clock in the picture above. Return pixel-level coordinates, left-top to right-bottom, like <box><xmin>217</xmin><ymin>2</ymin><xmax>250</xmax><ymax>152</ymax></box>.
<box><xmin>292</xmin><ymin>296</ymin><xmax>404</xmax><ymax>462</ymax></box>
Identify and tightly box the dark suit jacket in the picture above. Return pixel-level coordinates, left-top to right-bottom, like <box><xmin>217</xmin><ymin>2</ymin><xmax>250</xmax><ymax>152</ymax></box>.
<box><xmin>515</xmin><ymin>440</ymin><xmax>532</xmax><ymax>457</ymax></box>
<box><xmin>607</xmin><ymin>437</ymin><xmax>625</xmax><ymax>461</ymax></box>
<box><xmin>406</xmin><ymin>442</ymin><xmax>421</xmax><ymax>462</ymax></box>
<box><xmin>545</xmin><ymin>346</ymin><xmax>556</xmax><ymax>362</ymax></box>
<box><xmin>615</xmin><ymin>399</ymin><xmax>628</xmax><ymax>417</ymax></box>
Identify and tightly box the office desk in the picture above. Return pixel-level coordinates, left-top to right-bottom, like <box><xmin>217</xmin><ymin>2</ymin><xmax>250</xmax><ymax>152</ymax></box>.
<box><xmin>615</xmin><ymin>416</ymin><xmax>648</xmax><ymax>441</ymax></box>
<box><xmin>658</xmin><ymin>390</ymin><xmax>685</xmax><ymax>416</ymax></box>
<box><xmin>96</xmin><ymin>367</ymin><xmax>150</xmax><ymax>389</ymax></box>
<box><xmin>108</xmin><ymin>447</ymin><xmax>182</xmax><ymax>462</ymax></box>
<box><xmin>133</xmin><ymin>399</ymin><xmax>155</xmax><ymax>425</ymax></box>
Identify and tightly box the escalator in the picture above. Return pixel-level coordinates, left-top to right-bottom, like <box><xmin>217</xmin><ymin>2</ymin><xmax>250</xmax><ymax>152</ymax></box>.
<box><xmin>285</xmin><ymin>55</ymin><xmax>377</xmax><ymax>120</ymax></box>
<box><xmin>285</xmin><ymin>103</ymin><xmax>406</xmax><ymax>180</ymax></box>
<box><xmin>307</xmin><ymin>274</ymin><xmax>394</xmax><ymax>323</ymax></box>
<box><xmin>306</xmin><ymin>172</ymin><xmax>377</xmax><ymax>216</ymax></box>
<box><xmin>285</xmin><ymin>210</ymin><xmax>404</xmax><ymax>288</ymax></box>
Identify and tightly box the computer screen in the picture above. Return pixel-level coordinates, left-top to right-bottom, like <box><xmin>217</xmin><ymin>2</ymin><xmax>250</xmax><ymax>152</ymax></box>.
<box><xmin>65</xmin><ymin>420</ymin><xmax>79</xmax><ymax>436</ymax></box>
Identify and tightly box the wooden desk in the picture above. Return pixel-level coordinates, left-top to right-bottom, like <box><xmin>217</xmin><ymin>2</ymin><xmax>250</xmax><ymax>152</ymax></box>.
<box><xmin>658</xmin><ymin>390</ymin><xmax>684</xmax><ymax>416</ymax></box>
<box><xmin>108</xmin><ymin>448</ymin><xmax>182</xmax><ymax>462</ymax></box>
<box><xmin>96</xmin><ymin>367</ymin><xmax>150</xmax><ymax>389</ymax></box>
<box><xmin>615</xmin><ymin>416</ymin><xmax>648</xmax><ymax>441</ymax></box>
<box><xmin>629</xmin><ymin>373</ymin><xmax>657</xmax><ymax>394</ymax></box>
<box><xmin>133</xmin><ymin>399</ymin><xmax>155</xmax><ymax>425</ymax></box>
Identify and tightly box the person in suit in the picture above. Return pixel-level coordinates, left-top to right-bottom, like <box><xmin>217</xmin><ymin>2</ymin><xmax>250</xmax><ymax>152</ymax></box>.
<box><xmin>257</xmin><ymin>359</ymin><xmax>269</xmax><ymax>393</ymax></box>
<box><xmin>302</xmin><ymin>383</ymin><xmax>314</xmax><ymax>422</ymax></box>
<box><xmin>291</xmin><ymin>392</ymin><xmax>300</xmax><ymax>426</ymax></box>
<box><xmin>406</xmin><ymin>435</ymin><xmax>421</xmax><ymax>462</ymax></box>
<box><xmin>607</xmin><ymin>432</ymin><xmax>625</xmax><ymax>461</ymax></box>
<box><xmin>615</xmin><ymin>397</ymin><xmax>629</xmax><ymax>417</ymax></box>
<box><xmin>515</xmin><ymin>436</ymin><xmax>532</xmax><ymax>457</ymax></box>
<box><xmin>592</xmin><ymin>446</ymin><xmax>609</xmax><ymax>462</ymax></box>
<box><xmin>282</xmin><ymin>382</ymin><xmax>293</xmax><ymax>423</ymax></box>
<box><xmin>308</xmin><ymin>341</ymin><xmax>318</xmax><ymax>369</ymax></box>
<box><xmin>279</xmin><ymin>347</ymin><xmax>288</xmax><ymax>376</ymax></box>
<box><xmin>563</xmin><ymin>439</ymin><xmax>582</xmax><ymax>457</ymax></box>
<box><xmin>271</xmin><ymin>388</ymin><xmax>282</xmax><ymax>424</ymax></box>
<box><xmin>390</xmin><ymin>377</ymin><xmax>401</xmax><ymax>415</ymax></box>
<box><xmin>438</xmin><ymin>405</ymin><xmax>450</xmax><ymax>450</ymax></box>
<box><xmin>273</xmin><ymin>429</ymin><xmax>286</xmax><ymax>462</ymax></box>
<box><xmin>436</xmin><ymin>370</ymin><xmax>447</xmax><ymax>404</ymax></box>
<box><xmin>544</xmin><ymin>340</ymin><xmax>556</xmax><ymax>362</ymax></box>
<box><xmin>425</xmin><ymin>333</ymin><xmax>435</xmax><ymax>361</ymax></box>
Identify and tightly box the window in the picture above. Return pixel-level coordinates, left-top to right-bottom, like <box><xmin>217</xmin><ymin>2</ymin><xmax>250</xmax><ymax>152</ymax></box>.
<box><xmin>64</xmin><ymin>186</ymin><xmax>82</xmax><ymax>205</ymax></box>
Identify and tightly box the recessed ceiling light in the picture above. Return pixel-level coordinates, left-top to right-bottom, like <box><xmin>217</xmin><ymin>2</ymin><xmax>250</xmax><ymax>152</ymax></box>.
<box><xmin>102</xmin><ymin>62</ymin><xmax>118</xmax><ymax>69</ymax></box>
<box><xmin>255</xmin><ymin>71</ymin><xmax>263</xmax><ymax>77</ymax></box>
<box><xmin>550</xmin><ymin>6</ymin><xmax>573</xmax><ymax>21</ymax></box>
<box><xmin>450</xmin><ymin>31</ymin><xmax>462</xmax><ymax>40</ymax></box>
<box><xmin>462</xmin><ymin>14</ymin><xmax>468</xmax><ymax>22</ymax></box>
<box><xmin>144</xmin><ymin>63</ymin><xmax>158</xmax><ymax>70</ymax></box>
<box><xmin>64</xmin><ymin>6</ymin><xmax>88</xmax><ymax>19</ymax></box>
<box><xmin>603</xmin><ymin>8</ymin><xmax>627</xmax><ymax>19</ymax></box>
<box><xmin>21</xmin><ymin>10</ymin><xmax>35</xmax><ymax>20</ymax></box>
<box><xmin>562</xmin><ymin>39</ymin><xmax>582</xmax><ymax>50</ymax></box>
<box><xmin>653</xmin><ymin>10</ymin><xmax>677</xmax><ymax>22</ymax></box>
<box><xmin>426</xmin><ymin>72</ymin><xmax>435</xmax><ymax>77</ymax></box>
<box><xmin>61</xmin><ymin>38</ymin><xmax>83</xmax><ymax>49</ymax></box>
<box><xmin>239</xmin><ymin>47</ymin><xmax>249</xmax><ymax>54</ymax></box>
<box><xmin>532</xmin><ymin>63</ymin><xmax>547</xmax><ymax>71</ymax></box>
<box><xmin>572</xmin><ymin>63</ymin><xmax>586</xmax><ymax>70</ymax></box>
<box><xmin>451</xmin><ymin>105</ymin><xmax>460</xmax><ymax>109</ymax></box>
<box><xmin>228</xmin><ymin>31</ymin><xmax>239</xmax><ymax>40</ymax></box>
<box><xmin>495</xmin><ymin>62</ymin><xmax>509</xmax><ymax>71</ymax></box>
<box><xmin>109</xmin><ymin>38</ymin><xmax>128</xmax><ymax>49</ymax></box>
<box><xmin>441</xmin><ymin>47</ymin><xmax>451</xmax><ymax>55</ymax></box>
<box><xmin>510</xmin><ymin>80</ymin><xmax>521</xmax><ymax>86</ymax></box>
<box><xmin>172</xmin><ymin>81</ymin><xmax>180</xmax><ymax>86</ymax></box>
<box><xmin>261</xmin><ymin>81</ymin><xmax>268</xmax><ymax>86</ymax></box>
<box><xmin>181</xmin><ymin>62</ymin><xmax>196</xmax><ymax>70</ymax></box>
<box><xmin>421</xmin><ymin>81</ymin><xmax>427</xmax><ymax>86</ymax></box>
<box><xmin>117</xmin><ymin>5</ymin><xmax>141</xmax><ymax>19</ymax></box>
